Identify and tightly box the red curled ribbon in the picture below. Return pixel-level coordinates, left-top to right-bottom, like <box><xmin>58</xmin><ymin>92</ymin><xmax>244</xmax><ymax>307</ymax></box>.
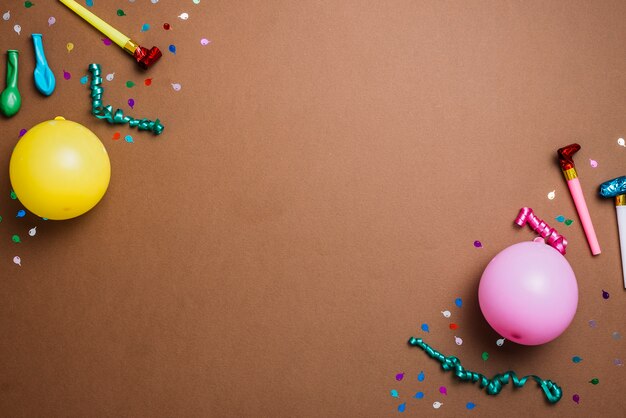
<box><xmin>515</xmin><ymin>207</ymin><xmax>567</xmax><ymax>255</ymax></box>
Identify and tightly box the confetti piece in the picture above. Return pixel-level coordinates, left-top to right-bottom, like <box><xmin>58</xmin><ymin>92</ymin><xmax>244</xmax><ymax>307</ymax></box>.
<box><xmin>80</xmin><ymin>75</ymin><xmax>88</xmax><ymax>84</ymax></box>
<box><xmin>2</xmin><ymin>11</ymin><xmax>10</xmax><ymax>20</ymax></box>
<box><xmin>414</xmin><ymin>391</ymin><xmax>424</xmax><ymax>399</ymax></box>
<box><xmin>141</xmin><ymin>23</ymin><xmax>150</xmax><ymax>32</ymax></box>
<box><xmin>12</xmin><ymin>235</ymin><xmax>21</xmax><ymax>243</ymax></box>
<box><xmin>548</xmin><ymin>190</ymin><xmax>556</xmax><ymax>200</ymax></box>
<box><xmin>124</xmin><ymin>135</ymin><xmax>134</xmax><ymax>143</ymax></box>
<box><xmin>10</xmin><ymin>190</ymin><xmax>17</xmax><ymax>199</ymax></box>
<box><xmin>18</xmin><ymin>129</ymin><xmax>27</xmax><ymax>137</ymax></box>
<box><xmin>441</xmin><ymin>310</ymin><xmax>451</xmax><ymax>318</ymax></box>
<box><xmin>63</xmin><ymin>70</ymin><xmax>71</xmax><ymax>80</ymax></box>
<box><xmin>193</xmin><ymin>0</ymin><xmax>200</xmax><ymax>4</ymax></box>
<box><xmin>614</xmin><ymin>359</ymin><xmax>623</xmax><ymax>366</ymax></box>
<box><xmin>555</xmin><ymin>215</ymin><xmax>565</xmax><ymax>222</ymax></box>
<box><xmin>618</xmin><ymin>138</ymin><xmax>626</xmax><ymax>147</ymax></box>
<box><xmin>16</xmin><ymin>210</ymin><xmax>25</xmax><ymax>218</ymax></box>
<box><xmin>417</xmin><ymin>371</ymin><xmax>424</xmax><ymax>382</ymax></box>
<box><xmin>66</xmin><ymin>43</ymin><xmax>74</xmax><ymax>52</ymax></box>
<box><xmin>454</xmin><ymin>298</ymin><xmax>462</xmax><ymax>308</ymax></box>
<box><xmin>116</xmin><ymin>9</ymin><xmax>126</xmax><ymax>16</ymax></box>
<box><xmin>105</xmin><ymin>72</ymin><xmax>115</xmax><ymax>81</ymax></box>
<box><xmin>200</xmin><ymin>38</ymin><xmax>211</xmax><ymax>46</ymax></box>
<box><xmin>169</xmin><ymin>44</ymin><xmax>176</xmax><ymax>54</ymax></box>
<box><xmin>128</xmin><ymin>98</ymin><xmax>135</xmax><ymax>109</ymax></box>
<box><xmin>0</xmin><ymin>216</ymin><xmax>2</xmax><ymax>222</ymax></box>
<box><xmin>48</xmin><ymin>16</ymin><xmax>55</xmax><ymax>26</ymax></box>
<box><xmin>390</xmin><ymin>389</ymin><xmax>399</xmax><ymax>398</ymax></box>
<box><xmin>86</xmin><ymin>0</ymin><xmax>93</xmax><ymax>6</ymax></box>
<box><xmin>397</xmin><ymin>403</ymin><xmax>406</xmax><ymax>413</ymax></box>
<box><xmin>473</xmin><ymin>240</ymin><xmax>482</xmax><ymax>248</ymax></box>
<box><xmin>421</xmin><ymin>323</ymin><xmax>429</xmax><ymax>333</ymax></box>
<box><xmin>126</xmin><ymin>81</ymin><xmax>135</xmax><ymax>88</ymax></box>
<box><xmin>151</xmin><ymin>0</ymin><xmax>158</xmax><ymax>3</ymax></box>
<box><xmin>178</xmin><ymin>13</ymin><xmax>189</xmax><ymax>20</ymax></box>
<box><xmin>482</xmin><ymin>352</ymin><xmax>489</xmax><ymax>361</ymax></box>
<box><xmin>144</xmin><ymin>78</ymin><xmax>152</xmax><ymax>86</ymax></box>
<box><xmin>14</xmin><ymin>24</ymin><xmax>21</xmax><ymax>35</ymax></box>
<box><xmin>13</xmin><ymin>256</ymin><xmax>21</xmax><ymax>266</ymax></box>
<box><xmin>588</xmin><ymin>320</ymin><xmax>597</xmax><ymax>328</ymax></box>
<box><xmin>102</xmin><ymin>38</ymin><xmax>112</xmax><ymax>46</ymax></box>
<box><xmin>395</xmin><ymin>373</ymin><xmax>404</xmax><ymax>381</ymax></box>
<box><xmin>612</xmin><ymin>331</ymin><xmax>621</xmax><ymax>340</ymax></box>
<box><xmin>466</xmin><ymin>402</ymin><xmax>476</xmax><ymax>410</ymax></box>
<box><xmin>439</xmin><ymin>386</ymin><xmax>447</xmax><ymax>395</ymax></box>
<box><xmin>590</xmin><ymin>159</ymin><xmax>598</xmax><ymax>168</ymax></box>
<box><xmin>602</xmin><ymin>290</ymin><xmax>610</xmax><ymax>299</ymax></box>
<box><xmin>454</xmin><ymin>336</ymin><xmax>463</xmax><ymax>345</ymax></box>
<box><xmin>432</xmin><ymin>402</ymin><xmax>443</xmax><ymax>409</ymax></box>
<box><xmin>112</xmin><ymin>132</ymin><xmax>120</xmax><ymax>140</ymax></box>
<box><xmin>496</xmin><ymin>338</ymin><xmax>505</xmax><ymax>346</ymax></box>
<box><xmin>572</xmin><ymin>394</ymin><xmax>580</xmax><ymax>404</ymax></box>
<box><xmin>589</xmin><ymin>378</ymin><xmax>599</xmax><ymax>385</ymax></box>
<box><xmin>28</xmin><ymin>227</ymin><xmax>36</xmax><ymax>237</ymax></box>
<box><xmin>24</xmin><ymin>1</ymin><xmax>34</xmax><ymax>8</ymax></box>
<box><xmin>564</xmin><ymin>219</ymin><xmax>573</xmax><ymax>226</ymax></box>
<box><xmin>572</xmin><ymin>356</ymin><xmax>583</xmax><ymax>363</ymax></box>
<box><xmin>163</xmin><ymin>23</ymin><xmax>171</xmax><ymax>30</ymax></box>
<box><xmin>449</xmin><ymin>323</ymin><xmax>458</xmax><ymax>330</ymax></box>
<box><xmin>171</xmin><ymin>83</ymin><xmax>181</xmax><ymax>91</ymax></box>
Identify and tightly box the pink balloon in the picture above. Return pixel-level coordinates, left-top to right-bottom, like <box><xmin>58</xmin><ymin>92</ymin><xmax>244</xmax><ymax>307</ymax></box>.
<box><xmin>478</xmin><ymin>241</ymin><xmax>578</xmax><ymax>345</ymax></box>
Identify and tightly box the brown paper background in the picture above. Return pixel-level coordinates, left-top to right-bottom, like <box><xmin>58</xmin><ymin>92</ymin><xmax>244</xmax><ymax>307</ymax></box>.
<box><xmin>0</xmin><ymin>1</ymin><xmax>624</xmax><ymax>417</ymax></box>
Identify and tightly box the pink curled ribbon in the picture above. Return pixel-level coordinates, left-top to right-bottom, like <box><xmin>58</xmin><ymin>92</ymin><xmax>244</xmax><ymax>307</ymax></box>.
<box><xmin>515</xmin><ymin>208</ymin><xmax>567</xmax><ymax>255</ymax></box>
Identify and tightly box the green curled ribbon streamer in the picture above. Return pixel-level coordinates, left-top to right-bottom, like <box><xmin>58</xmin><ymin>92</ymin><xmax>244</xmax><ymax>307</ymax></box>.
<box><xmin>408</xmin><ymin>337</ymin><xmax>562</xmax><ymax>404</ymax></box>
<box><xmin>88</xmin><ymin>63</ymin><xmax>164</xmax><ymax>135</ymax></box>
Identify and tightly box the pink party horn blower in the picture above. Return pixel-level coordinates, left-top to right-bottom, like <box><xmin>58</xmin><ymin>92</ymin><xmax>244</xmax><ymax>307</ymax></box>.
<box><xmin>558</xmin><ymin>144</ymin><xmax>601</xmax><ymax>255</ymax></box>
<box><xmin>478</xmin><ymin>208</ymin><xmax>578</xmax><ymax>345</ymax></box>
<box><xmin>599</xmin><ymin>176</ymin><xmax>626</xmax><ymax>288</ymax></box>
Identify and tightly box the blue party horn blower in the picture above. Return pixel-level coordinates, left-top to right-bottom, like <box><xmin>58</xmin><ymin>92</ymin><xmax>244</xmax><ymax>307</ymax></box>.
<box><xmin>599</xmin><ymin>176</ymin><xmax>626</xmax><ymax>288</ymax></box>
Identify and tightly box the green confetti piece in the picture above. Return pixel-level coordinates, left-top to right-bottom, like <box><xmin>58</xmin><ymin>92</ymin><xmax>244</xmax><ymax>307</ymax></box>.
<box><xmin>117</xmin><ymin>9</ymin><xmax>126</xmax><ymax>16</ymax></box>
<box><xmin>24</xmin><ymin>1</ymin><xmax>34</xmax><ymax>8</ymax></box>
<box><xmin>0</xmin><ymin>216</ymin><xmax>3</xmax><ymax>222</ymax></box>
<box><xmin>589</xmin><ymin>378</ymin><xmax>599</xmax><ymax>385</ymax></box>
<box><xmin>482</xmin><ymin>352</ymin><xmax>489</xmax><ymax>361</ymax></box>
<box><xmin>126</xmin><ymin>81</ymin><xmax>135</xmax><ymax>88</ymax></box>
<box><xmin>12</xmin><ymin>235</ymin><xmax>21</xmax><ymax>243</ymax></box>
<box><xmin>564</xmin><ymin>219</ymin><xmax>573</xmax><ymax>226</ymax></box>
<box><xmin>10</xmin><ymin>190</ymin><xmax>17</xmax><ymax>199</ymax></box>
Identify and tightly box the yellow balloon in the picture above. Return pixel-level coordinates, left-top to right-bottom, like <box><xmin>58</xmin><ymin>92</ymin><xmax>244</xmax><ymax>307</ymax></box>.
<box><xmin>9</xmin><ymin>117</ymin><xmax>111</xmax><ymax>220</ymax></box>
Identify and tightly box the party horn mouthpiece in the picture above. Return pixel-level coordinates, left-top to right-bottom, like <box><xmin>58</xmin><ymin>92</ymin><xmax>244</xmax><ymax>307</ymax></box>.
<box><xmin>599</xmin><ymin>176</ymin><xmax>626</xmax><ymax>201</ymax></box>
<box><xmin>557</xmin><ymin>143</ymin><xmax>581</xmax><ymax>172</ymax></box>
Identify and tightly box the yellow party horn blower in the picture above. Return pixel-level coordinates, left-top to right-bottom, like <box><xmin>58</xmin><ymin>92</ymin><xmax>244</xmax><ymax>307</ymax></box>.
<box><xmin>9</xmin><ymin>117</ymin><xmax>111</xmax><ymax>220</ymax></box>
<box><xmin>58</xmin><ymin>0</ymin><xmax>161</xmax><ymax>69</ymax></box>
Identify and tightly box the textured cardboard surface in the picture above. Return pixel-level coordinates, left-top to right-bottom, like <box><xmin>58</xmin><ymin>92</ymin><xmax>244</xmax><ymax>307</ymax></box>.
<box><xmin>0</xmin><ymin>1</ymin><xmax>624</xmax><ymax>417</ymax></box>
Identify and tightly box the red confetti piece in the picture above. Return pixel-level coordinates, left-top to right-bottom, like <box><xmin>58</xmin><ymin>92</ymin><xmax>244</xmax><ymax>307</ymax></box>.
<box><xmin>112</xmin><ymin>132</ymin><xmax>120</xmax><ymax>140</ymax></box>
<box><xmin>144</xmin><ymin>78</ymin><xmax>152</xmax><ymax>86</ymax></box>
<box><xmin>163</xmin><ymin>23</ymin><xmax>171</xmax><ymax>30</ymax></box>
<box><xmin>449</xmin><ymin>323</ymin><xmax>458</xmax><ymax>330</ymax></box>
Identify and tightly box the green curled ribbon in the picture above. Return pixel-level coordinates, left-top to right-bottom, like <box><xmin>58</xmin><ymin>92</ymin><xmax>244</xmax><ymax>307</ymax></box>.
<box><xmin>88</xmin><ymin>63</ymin><xmax>164</xmax><ymax>135</ymax></box>
<box><xmin>408</xmin><ymin>337</ymin><xmax>562</xmax><ymax>404</ymax></box>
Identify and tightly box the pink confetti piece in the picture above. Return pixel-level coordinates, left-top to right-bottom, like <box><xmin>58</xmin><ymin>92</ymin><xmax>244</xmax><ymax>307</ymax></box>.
<box><xmin>200</xmin><ymin>38</ymin><xmax>211</xmax><ymax>46</ymax></box>
<box><xmin>590</xmin><ymin>159</ymin><xmax>598</xmax><ymax>168</ymax></box>
<box><xmin>439</xmin><ymin>386</ymin><xmax>447</xmax><ymax>395</ymax></box>
<box><xmin>102</xmin><ymin>38</ymin><xmax>112</xmax><ymax>46</ymax></box>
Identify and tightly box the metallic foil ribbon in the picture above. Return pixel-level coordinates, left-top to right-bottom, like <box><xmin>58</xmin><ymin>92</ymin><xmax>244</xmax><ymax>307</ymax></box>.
<box><xmin>88</xmin><ymin>63</ymin><xmax>164</xmax><ymax>135</ymax></box>
<box><xmin>408</xmin><ymin>337</ymin><xmax>563</xmax><ymax>404</ymax></box>
<box><xmin>515</xmin><ymin>207</ymin><xmax>567</xmax><ymax>255</ymax></box>
<box><xmin>557</xmin><ymin>143</ymin><xmax>580</xmax><ymax>172</ymax></box>
<box><xmin>599</xmin><ymin>176</ymin><xmax>626</xmax><ymax>198</ymax></box>
<box><xmin>133</xmin><ymin>45</ymin><xmax>162</xmax><ymax>70</ymax></box>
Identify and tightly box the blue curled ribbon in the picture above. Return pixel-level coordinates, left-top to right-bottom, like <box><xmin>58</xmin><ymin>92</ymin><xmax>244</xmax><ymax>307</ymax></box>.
<box><xmin>408</xmin><ymin>337</ymin><xmax>562</xmax><ymax>404</ymax></box>
<box><xmin>88</xmin><ymin>63</ymin><xmax>164</xmax><ymax>135</ymax></box>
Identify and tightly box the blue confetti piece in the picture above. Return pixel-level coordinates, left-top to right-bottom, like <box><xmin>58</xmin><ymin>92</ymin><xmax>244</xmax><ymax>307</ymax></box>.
<box><xmin>455</xmin><ymin>298</ymin><xmax>462</xmax><ymax>308</ymax></box>
<box><xmin>86</xmin><ymin>0</ymin><xmax>93</xmax><ymax>6</ymax></box>
<box><xmin>466</xmin><ymin>402</ymin><xmax>476</xmax><ymax>410</ymax></box>
<box><xmin>414</xmin><ymin>391</ymin><xmax>424</xmax><ymax>399</ymax></box>
<box><xmin>16</xmin><ymin>210</ymin><xmax>26</xmax><ymax>218</ymax></box>
<box><xmin>141</xmin><ymin>23</ymin><xmax>150</xmax><ymax>32</ymax></box>
<box><xmin>80</xmin><ymin>75</ymin><xmax>88</xmax><ymax>84</ymax></box>
<box><xmin>417</xmin><ymin>371</ymin><xmax>425</xmax><ymax>382</ymax></box>
<box><xmin>397</xmin><ymin>403</ymin><xmax>406</xmax><ymax>413</ymax></box>
<box><xmin>390</xmin><ymin>389</ymin><xmax>399</xmax><ymax>398</ymax></box>
<box><xmin>421</xmin><ymin>323</ymin><xmax>429</xmax><ymax>333</ymax></box>
<box><xmin>555</xmin><ymin>215</ymin><xmax>565</xmax><ymax>222</ymax></box>
<box><xmin>168</xmin><ymin>44</ymin><xmax>176</xmax><ymax>54</ymax></box>
<box><xmin>572</xmin><ymin>356</ymin><xmax>583</xmax><ymax>363</ymax></box>
<box><xmin>124</xmin><ymin>135</ymin><xmax>134</xmax><ymax>143</ymax></box>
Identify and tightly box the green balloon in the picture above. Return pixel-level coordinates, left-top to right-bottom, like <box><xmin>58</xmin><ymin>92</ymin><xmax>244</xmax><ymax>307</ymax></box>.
<box><xmin>0</xmin><ymin>50</ymin><xmax>21</xmax><ymax>117</ymax></box>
